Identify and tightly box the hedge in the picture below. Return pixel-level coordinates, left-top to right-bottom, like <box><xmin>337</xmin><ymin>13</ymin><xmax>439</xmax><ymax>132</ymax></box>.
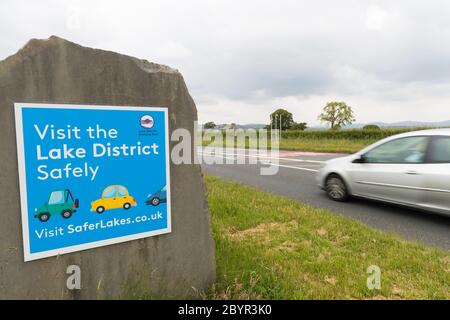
<box><xmin>201</xmin><ymin>128</ymin><xmax>430</xmax><ymax>141</ymax></box>
<box><xmin>279</xmin><ymin>128</ymin><xmax>419</xmax><ymax>140</ymax></box>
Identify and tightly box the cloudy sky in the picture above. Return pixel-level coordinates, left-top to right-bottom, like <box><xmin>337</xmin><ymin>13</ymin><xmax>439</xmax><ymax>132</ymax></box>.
<box><xmin>1</xmin><ymin>0</ymin><xmax>450</xmax><ymax>125</ymax></box>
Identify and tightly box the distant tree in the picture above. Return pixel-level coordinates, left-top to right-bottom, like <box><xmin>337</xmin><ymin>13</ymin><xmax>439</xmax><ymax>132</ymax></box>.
<box><xmin>363</xmin><ymin>124</ymin><xmax>381</xmax><ymax>130</ymax></box>
<box><xmin>270</xmin><ymin>108</ymin><xmax>295</xmax><ymax>130</ymax></box>
<box><xmin>318</xmin><ymin>102</ymin><xmax>355</xmax><ymax>130</ymax></box>
<box><xmin>203</xmin><ymin>121</ymin><xmax>216</xmax><ymax>129</ymax></box>
<box><xmin>291</xmin><ymin>122</ymin><xmax>308</xmax><ymax>131</ymax></box>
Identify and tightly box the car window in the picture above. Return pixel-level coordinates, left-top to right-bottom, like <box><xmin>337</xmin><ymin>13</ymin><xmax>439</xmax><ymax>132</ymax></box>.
<box><xmin>103</xmin><ymin>186</ymin><xmax>116</xmax><ymax>198</ymax></box>
<box><xmin>48</xmin><ymin>191</ymin><xmax>65</xmax><ymax>205</ymax></box>
<box><xmin>429</xmin><ymin>136</ymin><xmax>450</xmax><ymax>163</ymax></box>
<box><xmin>118</xmin><ymin>186</ymin><xmax>127</xmax><ymax>196</ymax></box>
<box><xmin>364</xmin><ymin>136</ymin><xmax>428</xmax><ymax>164</ymax></box>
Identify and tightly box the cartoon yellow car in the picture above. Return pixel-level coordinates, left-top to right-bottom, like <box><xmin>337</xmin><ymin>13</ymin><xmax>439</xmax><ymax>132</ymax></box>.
<box><xmin>91</xmin><ymin>185</ymin><xmax>137</xmax><ymax>214</ymax></box>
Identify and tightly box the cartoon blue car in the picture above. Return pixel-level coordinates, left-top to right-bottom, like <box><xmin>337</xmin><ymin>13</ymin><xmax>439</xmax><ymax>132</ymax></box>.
<box><xmin>146</xmin><ymin>185</ymin><xmax>167</xmax><ymax>206</ymax></box>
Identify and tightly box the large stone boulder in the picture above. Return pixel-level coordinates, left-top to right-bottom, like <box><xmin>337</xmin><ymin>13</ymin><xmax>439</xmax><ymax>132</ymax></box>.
<box><xmin>0</xmin><ymin>36</ymin><xmax>215</xmax><ymax>299</ymax></box>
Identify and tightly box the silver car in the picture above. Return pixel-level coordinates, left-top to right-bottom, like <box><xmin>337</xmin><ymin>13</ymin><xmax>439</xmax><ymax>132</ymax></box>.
<box><xmin>317</xmin><ymin>129</ymin><xmax>450</xmax><ymax>216</ymax></box>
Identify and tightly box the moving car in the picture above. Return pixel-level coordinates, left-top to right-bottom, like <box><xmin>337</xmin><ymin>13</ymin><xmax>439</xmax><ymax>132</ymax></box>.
<box><xmin>35</xmin><ymin>189</ymin><xmax>79</xmax><ymax>222</ymax></box>
<box><xmin>317</xmin><ymin>129</ymin><xmax>450</xmax><ymax>216</ymax></box>
<box><xmin>146</xmin><ymin>185</ymin><xmax>167</xmax><ymax>206</ymax></box>
<box><xmin>91</xmin><ymin>185</ymin><xmax>137</xmax><ymax>214</ymax></box>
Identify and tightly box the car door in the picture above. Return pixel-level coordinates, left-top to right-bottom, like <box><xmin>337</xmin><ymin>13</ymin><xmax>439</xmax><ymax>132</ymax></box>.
<box><xmin>347</xmin><ymin>136</ymin><xmax>429</xmax><ymax>205</ymax></box>
<box><xmin>117</xmin><ymin>185</ymin><xmax>129</xmax><ymax>207</ymax></box>
<box><xmin>419</xmin><ymin>136</ymin><xmax>450</xmax><ymax>214</ymax></box>
<box><xmin>161</xmin><ymin>186</ymin><xmax>167</xmax><ymax>201</ymax></box>
<box><xmin>102</xmin><ymin>185</ymin><xmax>118</xmax><ymax>209</ymax></box>
<box><xmin>48</xmin><ymin>190</ymin><xmax>66</xmax><ymax>215</ymax></box>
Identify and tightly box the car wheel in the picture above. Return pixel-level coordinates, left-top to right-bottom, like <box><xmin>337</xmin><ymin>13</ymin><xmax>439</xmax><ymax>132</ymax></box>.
<box><xmin>123</xmin><ymin>203</ymin><xmax>131</xmax><ymax>210</ymax></box>
<box><xmin>151</xmin><ymin>197</ymin><xmax>160</xmax><ymax>206</ymax></box>
<box><xmin>38</xmin><ymin>213</ymin><xmax>50</xmax><ymax>222</ymax></box>
<box><xmin>61</xmin><ymin>210</ymin><xmax>72</xmax><ymax>219</ymax></box>
<box><xmin>96</xmin><ymin>206</ymin><xmax>105</xmax><ymax>214</ymax></box>
<box><xmin>325</xmin><ymin>174</ymin><xmax>349</xmax><ymax>202</ymax></box>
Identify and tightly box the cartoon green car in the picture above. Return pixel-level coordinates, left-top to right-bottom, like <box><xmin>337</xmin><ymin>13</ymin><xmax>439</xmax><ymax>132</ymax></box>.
<box><xmin>34</xmin><ymin>189</ymin><xmax>79</xmax><ymax>222</ymax></box>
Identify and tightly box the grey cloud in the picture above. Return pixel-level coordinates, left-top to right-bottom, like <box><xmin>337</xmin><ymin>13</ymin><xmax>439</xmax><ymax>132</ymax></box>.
<box><xmin>1</xmin><ymin>0</ymin><xmax>450</xmax><ymax>124</ymax></box>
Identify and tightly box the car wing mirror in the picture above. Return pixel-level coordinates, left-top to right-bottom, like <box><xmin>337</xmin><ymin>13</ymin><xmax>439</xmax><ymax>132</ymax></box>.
<box><xmin>353</xmin><ymin>155</ymin><xmax>366</xmax><ymax>163</ymax></box>
<box><xmin>74</xmin><ymin>199</ymin><xmax>79</xmax><ymax>209</ymax></box>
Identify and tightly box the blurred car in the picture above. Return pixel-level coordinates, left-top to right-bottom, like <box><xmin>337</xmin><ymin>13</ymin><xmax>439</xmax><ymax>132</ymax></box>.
<box><xmin>146</xmin><ymin>185</ymin><xmax>167</xmax><ymax>206</ymax></box>
<box><xmin>91</xmin><ymin>185</ymin><xmax>137</xmax><ymax>213</ymax></box>
<box><xmin>317</xmin><ymin>129</ymin><xmax>450</xmax><ymax>216</ymax></box>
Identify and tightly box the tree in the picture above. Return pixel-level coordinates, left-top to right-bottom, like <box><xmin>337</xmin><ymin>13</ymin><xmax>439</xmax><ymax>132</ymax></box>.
<box><xmin>318</xmin><ymin>102</ymin><xmax>355</xmax><ymax>130</ymax></box>
<box><xmin>363</xmin><ymin>124</ymin><xmax>381</xmax><ymax>130</ymax></box>
<box><xmin>203</xmin><ymin>121</ymin><xmax>216</xmax><ymax>129</ymax></box>
<box><xmin>291</xmin><ymin>122</ymin><xmax>308</xmax><ymax>131</ymax></box>
<box><xmin>270</xmin><ymin>108</ymin><xmax>295</xmax><ymax>130</ymax></box>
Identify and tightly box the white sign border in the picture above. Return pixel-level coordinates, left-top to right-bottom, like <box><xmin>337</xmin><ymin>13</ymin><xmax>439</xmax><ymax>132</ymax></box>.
<box><xmin>14</xmin><ymin>102</ymin><xmax>172</xmax><ymax>262</ymax></box>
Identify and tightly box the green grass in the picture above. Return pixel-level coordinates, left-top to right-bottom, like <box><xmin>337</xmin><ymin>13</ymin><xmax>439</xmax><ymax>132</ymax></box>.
<box><xmin>278</xmin><ymin>137</ymin><xmax>376</xmax><ymax>153</ymax></box>
<box><xmin>202</xmin><ymin>137</ymin><xmax>374</xmax><ymax>154</ymax></box>
<box><xmin>205</xmin><ymin>175</ymin><xmax>450</xmax><ymax>300</ymax></box>
<box><xmin>200</xmin><ymin>128</ymin><xmax>433</xmax><ymax>153</ymax></box>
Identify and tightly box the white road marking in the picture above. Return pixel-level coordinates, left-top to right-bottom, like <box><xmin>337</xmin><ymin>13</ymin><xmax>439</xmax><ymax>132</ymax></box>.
<box><xmin>199</xmin><ymin>149</ymin><xmax>325</xmax><ymax>164</ymax></box>
<box><xmin>199</xmin><ymin>151</ymin><xmax>320</xmax><ymax>173</ymax></box>
<box><xmin>263</xmin><ymin>162</ymin><xmax>319</xmax><ymax>172</ymax></box>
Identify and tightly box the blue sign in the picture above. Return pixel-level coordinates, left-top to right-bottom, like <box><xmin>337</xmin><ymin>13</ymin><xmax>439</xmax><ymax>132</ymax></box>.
<box><xmin>14</xmin><ymin>103</ymin><xmax>171</xmax><ymax>261</ymax></box>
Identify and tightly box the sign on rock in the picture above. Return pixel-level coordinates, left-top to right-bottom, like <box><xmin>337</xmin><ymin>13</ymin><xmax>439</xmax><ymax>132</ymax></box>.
<box><xmin>14</xmin><ymin>103</ymin><xmax>172</xmax><ymax>261</ymax></box>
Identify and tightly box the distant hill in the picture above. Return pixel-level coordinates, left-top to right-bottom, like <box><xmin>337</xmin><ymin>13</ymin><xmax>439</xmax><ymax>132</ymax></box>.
<box><xmin>200</xmin><ymin>120</ymin><xmax>450</xmax><ymax>130</ymax></box>
<box><xmin>236</xmin><ymin>123</ymin><xmax>267</xmax><ymax>129</ymax></box>
<box><xmin>199</xmin><ymin>123</ymin><xmax>266</xmax><ymax>129</ymax></box>
<box><xmin>309</xmin><ymin>120</ymin><xmax>450</xmax><ymax>130</ymax></box>
<box><xmin>364</xmin><ymin>120</ymin><xmax>450</xmax><ymax>128</ymax></box>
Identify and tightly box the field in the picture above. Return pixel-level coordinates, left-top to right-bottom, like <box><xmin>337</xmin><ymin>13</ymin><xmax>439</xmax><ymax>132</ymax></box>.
<box><xmin>205</xmin><ymin>175</ymin><xmax>450</xmax><ymax>300</ymax></box>
<box><xmin>201</xmin><ymin>128</ymin><xmax>428</xmax><ymax>153</ymax></box>
<box><xmin>277</xmin><ymin>138</ymin><xmax>374</xmax><ymax>153</ymax></box>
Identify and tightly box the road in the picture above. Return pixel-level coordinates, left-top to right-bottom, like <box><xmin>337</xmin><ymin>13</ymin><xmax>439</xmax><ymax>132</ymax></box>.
<box><xmin>199</xmin><ymin>148</ymin><xmax>450</xmax><ymax>250</ymax></box>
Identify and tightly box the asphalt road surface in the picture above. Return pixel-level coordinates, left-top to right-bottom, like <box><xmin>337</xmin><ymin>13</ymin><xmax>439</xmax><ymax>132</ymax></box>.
<box><xmin>200</xmin><ymin>148</ymin><xmax>450</xmax><ymax>250</ymax></box>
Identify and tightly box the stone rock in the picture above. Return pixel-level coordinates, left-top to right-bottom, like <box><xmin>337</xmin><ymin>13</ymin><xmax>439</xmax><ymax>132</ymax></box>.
<box><xmin>0</xmin><ymin>36</ymin><xmax>215</xmax><ymax>299</ymax></box>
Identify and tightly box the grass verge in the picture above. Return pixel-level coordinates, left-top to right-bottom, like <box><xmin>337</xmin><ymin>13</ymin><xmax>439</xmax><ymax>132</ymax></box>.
<box><xmin>277</xmin><ymin>138</ymin><xmax>375</xmax><ymax>153</ymax></box>
<box><xmin>205</xmin><ymin>175</ymin><xmax>450</xmax><ymax>300</ymax></box>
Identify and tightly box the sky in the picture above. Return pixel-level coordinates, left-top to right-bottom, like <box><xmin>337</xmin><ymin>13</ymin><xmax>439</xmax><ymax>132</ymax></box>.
<box><xmin>1</xmin><ymin>0</ymin><xmax>450</xmax><ymax>126</ymax></box>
